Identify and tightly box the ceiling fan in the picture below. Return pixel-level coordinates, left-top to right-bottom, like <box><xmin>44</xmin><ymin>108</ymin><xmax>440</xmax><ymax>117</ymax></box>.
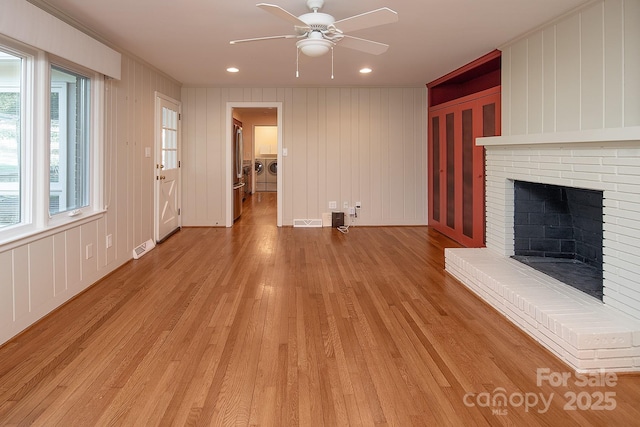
<box><xmin>230</xmin><ymin>0</ymin><xmax>399</xmax><ymax>61</ymax></box>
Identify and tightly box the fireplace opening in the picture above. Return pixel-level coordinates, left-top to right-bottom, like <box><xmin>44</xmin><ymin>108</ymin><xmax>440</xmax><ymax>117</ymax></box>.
<box><xmin>512</xmin><ymin>181</ymin><xmax>603</xmax><ymax>300</ymax></box>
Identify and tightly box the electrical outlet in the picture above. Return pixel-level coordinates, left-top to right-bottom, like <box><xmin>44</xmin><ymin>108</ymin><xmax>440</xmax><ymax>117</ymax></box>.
<box><xmin>329</xmin><ymin>201</ymin><xmax>337</xmax><ymax>209</ymax></box>
<box><xmin>343</xmin><ymin>201</ymin><xmax>349</xmax><ymax>209</ymax></box>
<box><xmin>355</xmin><ymin>201</ymin><xmax>362</xmax><ymax>208</ymax></box>
<box><xmin>86</xmin><ymin>243</ymin><xmax>93</xmax><ymax>260</ymax></box>
<box><xmin>348</xmin><ymin>207</ymin><xmax>355</xmax><ymax>215</ymax></box>
<box><xmin>106</xmin><ymin>234</ymin><xmax>112</xmax><ymax>248</ymax></box>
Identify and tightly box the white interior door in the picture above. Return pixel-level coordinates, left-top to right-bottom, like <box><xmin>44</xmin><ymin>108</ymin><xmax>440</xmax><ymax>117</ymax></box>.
<box><xmin>155</xmin><ymin>94</ymin><xmax>181</xmax><ymax>242</ymax></box>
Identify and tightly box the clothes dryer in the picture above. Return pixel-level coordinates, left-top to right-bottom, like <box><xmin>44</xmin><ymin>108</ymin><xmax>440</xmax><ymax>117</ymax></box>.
<box><xmin>266</xmin><ymin>159</ymin><xmax>277</xmax><ymax>192</ymax></box>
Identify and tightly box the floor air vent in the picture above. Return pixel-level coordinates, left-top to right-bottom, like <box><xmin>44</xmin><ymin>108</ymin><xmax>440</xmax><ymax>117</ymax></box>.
<box><xmin>132</xmin><ymin>239</ymin><xmax>156</xmax><ymax>259</ymax></box>
<box><xmin>293</xmin><ymin>219</ymin><xmax>323</xmax><ymax>228</ymax></box>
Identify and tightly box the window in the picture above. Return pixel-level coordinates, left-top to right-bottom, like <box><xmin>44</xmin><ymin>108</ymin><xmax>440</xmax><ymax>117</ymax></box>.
<box><xmin>0</xmin><ymin>50</ymin><xmax>23</xmax><ymax>229</ymax></box>
<box><xmin>0</xmin><ymin>35</ymin><xmax>103</xmax><ymax>244</ymax></box>
<box><xmin>50</xmin><ymin>65</ymin><xmax>91</xmax><ymax>215</ymax></box>
<box><xmin>162</xmin><ymin>106</ymin><xmax>178</xmax><ymax>169</ymax></box>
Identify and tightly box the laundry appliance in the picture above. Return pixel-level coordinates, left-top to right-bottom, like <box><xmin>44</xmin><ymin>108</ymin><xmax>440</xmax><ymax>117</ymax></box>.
<box><xmin>255</xmin><ymin>158</ymin><xmax>267</xmax><ymax>192</ymax></box>
<box><xmin>266</xmin><ymin>158</ymin><xmax>277</xmax><ymax>192</ymax></box>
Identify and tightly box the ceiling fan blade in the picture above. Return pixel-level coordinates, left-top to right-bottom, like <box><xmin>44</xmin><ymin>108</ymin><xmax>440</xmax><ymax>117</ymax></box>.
<box><xmin>333</xmin><ymin>7</ymin><xmax>398</xmax><ymax>33</ymax></box>
<box><xmin>337</xmin><ymin>35</ymin><xmax>389</xmax><ymax>55</ymax></box>
<box><xmin>230</xmin><ymin>34</ymin><xmax>298</xmax><ymax>45</ymax></box>
<box><xmin>257</xmin><ymin>3</ymin><xmax>309</xmax><ymax>29</ymax></box>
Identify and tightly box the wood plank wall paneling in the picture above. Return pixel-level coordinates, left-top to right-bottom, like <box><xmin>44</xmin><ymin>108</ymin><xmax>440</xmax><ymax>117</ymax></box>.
<box><xmin>0</xmin><ymin>251</ymin><xmax>11</xmax><ymax>325</ymax></box>
<box><xmin>604</xmin><ymin>0</ymin><xmax>624</xmax><ymax>128</ymax></box>
<box><xmin>527</xmin><ymin>32</ymin><xmax>544</xmax><ymax>134</ymax></box>
<box><xmin>625</xmin><ymin>0</ymin><xmax>640</xmax><ymax>126</ymax></box>
<box><xmin>542</xmin><ymin>26</ymin><xmax>557</xmax><ymax>132</ymax></box>
<box><xmin>581</xmin><ymin>2</ymin><xmax>604</xmax><ymax>130</ymax></box>
<box><xmin>180</xmin><ymin>87</ymin><xmax>427</xmax><ymax>227</ymax></box>
<box><xmin>556</xmin><ymin>13</ymin><xmax>581</xmax><ymax>132</ymax></box>
<box><xmin>501</xmin><ymin>0</ymin><xmax>640</xmax><ymax>135</ymax></box>
<box><xmin>0</xmin><ymin>52</ymin><xmax>182</xmax><ymax>346</ymax></box>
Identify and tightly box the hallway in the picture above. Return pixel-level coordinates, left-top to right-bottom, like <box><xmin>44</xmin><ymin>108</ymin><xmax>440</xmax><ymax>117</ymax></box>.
<box><xmin>235</xmin><ymin>191</ymin><xmax>277</xmax><ymax>227</ymax></box>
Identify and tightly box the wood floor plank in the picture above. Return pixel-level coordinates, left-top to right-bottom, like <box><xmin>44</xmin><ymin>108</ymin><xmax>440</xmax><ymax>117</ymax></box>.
<box><xmin>1</xmin><ymin>191</ymin><xmax>640</xmax><ymax>426</ymax></box>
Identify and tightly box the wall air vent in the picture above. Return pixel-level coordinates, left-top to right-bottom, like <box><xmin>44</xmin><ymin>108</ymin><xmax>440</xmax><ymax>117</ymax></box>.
<box><xmin>132</xmin><ymin>239</ymin><xmax>156</xmax><ymax>259</ymax></box>
<box><xmin>293</xmin><ymin>219</ymin><xmax>323</xmax><ymax>228</ymax></box>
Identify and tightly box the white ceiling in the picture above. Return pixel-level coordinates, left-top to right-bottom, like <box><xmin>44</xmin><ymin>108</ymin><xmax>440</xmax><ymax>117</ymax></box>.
<box><xmin>35</xmin><ymin>0</ymin><xmax>589</xmax><ymax>87</ymax></box>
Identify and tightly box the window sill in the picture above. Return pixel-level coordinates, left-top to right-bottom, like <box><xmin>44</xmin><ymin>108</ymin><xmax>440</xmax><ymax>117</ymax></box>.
<box><xmin>0</xmin><ymin>209</ymin><xmax>106</xmax><ymax>253</ymax></box>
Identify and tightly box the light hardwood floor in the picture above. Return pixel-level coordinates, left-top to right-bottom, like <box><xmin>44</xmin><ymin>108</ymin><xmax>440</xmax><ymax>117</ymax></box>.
<box><xmin>1</xmin><ymin>191</ymin><xmax>640</xmax><ymax>426</ymax></box>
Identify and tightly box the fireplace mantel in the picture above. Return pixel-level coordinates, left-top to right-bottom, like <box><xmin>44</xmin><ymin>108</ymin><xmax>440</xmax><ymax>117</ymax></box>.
<box><xmin>477</xmin><ymin>126</ymin><xmax>640</xmax><ymax>147</ymax></box>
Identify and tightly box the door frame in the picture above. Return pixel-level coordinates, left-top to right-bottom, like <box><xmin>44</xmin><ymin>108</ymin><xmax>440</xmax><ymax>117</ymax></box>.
<box><xmin>225</xmin><ymin>102</ymin><xmax>283</xmax><ymax>227</ymax></box>
<box><xmin>154</xmin><ymin>91</ymin><xmax>182</xmax><ymax>242</ymax></box>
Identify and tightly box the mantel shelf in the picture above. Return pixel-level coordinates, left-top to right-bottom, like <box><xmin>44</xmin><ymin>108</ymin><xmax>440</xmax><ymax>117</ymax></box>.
<box><xmin>477</xmin><ymin>126</ymin><xmax>640</xmax><ymax>147</ymax></box>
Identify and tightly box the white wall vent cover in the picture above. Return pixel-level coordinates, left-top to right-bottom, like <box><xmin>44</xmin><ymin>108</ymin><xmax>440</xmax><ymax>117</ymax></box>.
<box><xmin>293</xmin><ymin>219</ymin><xmax>323</xmax><ymax>228</ymax></box>
<box><xmin>132</xmin><ymin>239</ymin><xmax>156</xmax><ymax>259</ymax></box>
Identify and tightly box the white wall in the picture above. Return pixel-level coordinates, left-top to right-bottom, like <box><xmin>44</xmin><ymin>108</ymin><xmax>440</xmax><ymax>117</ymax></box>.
<box><xmin>501</xmin><ymin>0</ymin><xmax>640</xmax><ymax>135</ymax></box>
<box><xmin>181</xmin><ymin>87</ymin><xmax>427</xmax><ymax>226</ymax></box>
<box><xmin>0</xmin><ymin>52</ymin><xmax>181</xmax><ymax>345</ymax></box>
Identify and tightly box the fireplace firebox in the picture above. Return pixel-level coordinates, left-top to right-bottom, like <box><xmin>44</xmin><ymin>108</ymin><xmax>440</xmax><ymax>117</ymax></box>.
<box><xmin>512</xmin><ymin>181</ymin><xmax>603</xmax><ymax>300</ymax></box>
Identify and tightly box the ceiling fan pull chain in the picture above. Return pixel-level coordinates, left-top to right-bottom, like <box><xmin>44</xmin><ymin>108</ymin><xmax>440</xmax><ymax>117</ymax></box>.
<box><xmin>331</xmin><ymin>46</ymin><xmax>334</xmax><ymax>79</ymax></box>
<box><xmin>296</xmin><ymin>46</ymin><xmax>300</xmax><ymax>77</ymax></box>
<box><xmin>331</xmin><ymin>46</ymin><xmax>333</xmax><ymax>80</ymax></box>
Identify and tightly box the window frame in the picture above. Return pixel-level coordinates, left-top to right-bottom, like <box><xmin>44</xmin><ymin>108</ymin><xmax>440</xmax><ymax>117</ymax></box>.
<box><xmin>48</xmin><ymin>61</ymin><xmax>91</xmax><ymax>218</ymax></box>
<box><xmin>0</xmin><ymin>85</ymin><xmax>23</xmax><ymax>228</ymax></box>
<box><xmin>46</xmin><ymin>55</ymin><xmax>104</xmax><ymax>228</ymax></box>
<box><xmin>0</xmin><ymin>37</ymin><xmax>35</xmax><ymax>241</ymax></box>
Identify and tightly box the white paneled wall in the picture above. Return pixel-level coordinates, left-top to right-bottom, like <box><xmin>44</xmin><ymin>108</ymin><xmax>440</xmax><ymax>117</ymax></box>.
<box><xmin>0</xmin><ymin>53</ymin><xmax>181</xmax><ymax>345</ymax></box>
<box><xmin>181</xmin><ymin>87</ymin><xmax>427</xmax><ymax>226</ymax></box>
<box><xmin>501</xmin><ymin>0</ymin><xmax>640</xmax><ymax>136</ymax></box>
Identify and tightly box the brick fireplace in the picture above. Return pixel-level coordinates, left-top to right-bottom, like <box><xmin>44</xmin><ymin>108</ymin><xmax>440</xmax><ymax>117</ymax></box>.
<box><xmin>445</xmin><ymin>128</ymin><xmax>640</xmax><ymax>372</ymax></box>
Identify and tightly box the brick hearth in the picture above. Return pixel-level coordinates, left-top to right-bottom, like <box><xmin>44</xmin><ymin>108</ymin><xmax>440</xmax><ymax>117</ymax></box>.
<box><xmin>446</xmin><ymin>247</ymin><xmax>640</xmax><ymax>372</ymax></box>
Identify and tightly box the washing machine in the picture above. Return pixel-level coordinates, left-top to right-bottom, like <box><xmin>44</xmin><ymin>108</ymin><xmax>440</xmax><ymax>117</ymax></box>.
<box><xmin>266</xmin><ymin>158</ymin><xmax>277</xmax><ymax>192</ymax></box>
<box><xmin>255</xmin><ymin>158</ymin><xmax>267</xmax><ymax>192</ymax></box>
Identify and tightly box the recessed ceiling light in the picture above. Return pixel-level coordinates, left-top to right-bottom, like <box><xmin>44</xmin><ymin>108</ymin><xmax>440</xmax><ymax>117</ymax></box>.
<box><xmin>360</xmin><ymin>68</ymin><xmax>372</xmax><ymax>74</ymax></box>
<box><xmin>227</xmin><ymin>67</ymin><xmax>239</xmax><ymax>73</ymax></box>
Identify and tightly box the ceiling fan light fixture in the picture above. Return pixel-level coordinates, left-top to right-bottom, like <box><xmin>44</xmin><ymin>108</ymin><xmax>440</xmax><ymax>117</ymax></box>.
<box><xmin>296</xmin><ymin>35</ymin><xmax>333</xmax><ymax>57</ymax></box>
<box><xmin>231</xmin><ymin>1</ymin><xmax>398</xmax><ymax>69</ymax></box>
<box><xmin>360</xmin><ymin>67</ymin><xmax>372</xmax><ymax>74</ymax></box>
<box><xmin>226</xmin><ymin>67</ymin><xmax>239</xmax><ymax>73</ymax></box>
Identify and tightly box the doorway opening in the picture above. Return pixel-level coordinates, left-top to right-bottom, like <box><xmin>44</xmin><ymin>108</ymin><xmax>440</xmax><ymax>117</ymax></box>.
<box><xmin>154</xmin><ymin>92</ymin><xmax>182</xmax><ymax>243</ymax></box>
<box><xmin>226</xmin><ymin>102</ymin><xmax>282</xmax><ymax>227</ymax></box>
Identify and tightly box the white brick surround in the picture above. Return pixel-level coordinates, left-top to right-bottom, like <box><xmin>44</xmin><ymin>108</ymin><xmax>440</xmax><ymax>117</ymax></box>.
<box><xmin>445</xmin><ymin>128</ymin><xmax>640</xmax><ymax>372</ymax></box>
